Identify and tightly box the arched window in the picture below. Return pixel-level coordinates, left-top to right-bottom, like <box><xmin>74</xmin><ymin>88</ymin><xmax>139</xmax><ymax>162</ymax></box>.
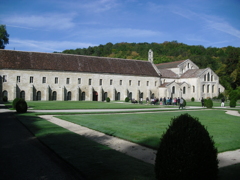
<box><xmin>81</xmin><ymin>92</ymin><xmax>85</xmax><ymax>101</ymax></box>
<box><xmin>117</xmin><ymin>92</ymin><xmax>121</xmax><ymax>100</ymax></box>
<box><xmin>207</xmin><ymin>73</ymin><xmax>210</xmax><ymax>81</ymax></box>
<box><xmin>128</xmin><ymin>92</ymin><xmax>132</xmax><ymax>100</ymax></box>
<box><xmin>204</xmin><ymin>74</ymin><xmax>206</xmax><ymax>81</ymax></box>
<box><xmin>188</xmin><ymin>63</ymin><xmax>190</xmax><ymax>69</ymax></box>
<box><xmin>20</xmin><ymin>91</ymin><xmax>25</xmax><ymax>100</ymax></box>
<box><xmin>151</xmin><ymin>93</ymin><xmax>155</xmax><ymax>99</ymax></box>
<box><xmin>37</xmin><ymin>91</ymin><xmax>41</xmax><ymax>101</ymax></box>
<box><xmin>211</xmin><ymin>75</ymin><xmax>213</xmax><ymax>81</ymax></box>
<box><xmin>52</xmin><ymin>91</ymin><xmax>57</xmax><ymax>101</ymax></box>
<box><xmin>183</xmin><ymin>87</ymin><xmax>186</xmax><ymax>94</ymax></box>
<box><xmin>202</xmin><ymin>85</ymin><xmax>205</xmax><ymax>93</ymax></box>
<box><xmin>93</xmin><ymin>91</ymin><xmax>98</xmax><ymax>101</ymax></box>
<box><xmin>193</xmin><ymin>86</ymin><xmax>195</xmax><ymax>93</ymax></box>
<box><xmin>67</xmin><ymin>91</ymin><xmax>71</xmax><ymax>100</ymax></box>
<box><xmin>207</xmin><ymin>85</ymin><xmax>210</xmax><ymax>93</ymax></box>
<box><xmin>172</xmin><ymin>86</ymin><xmax>175</xmax><ymax>94</ymax></box>
<box><xmin>212</xmin><ymin>85</ymin><xmax>214</xmax><ymax>93</ymax></box>
<box><xmin>2</xmin><ymin>90</ymin><xmax>8</xmax><ymax>98</ymax></box>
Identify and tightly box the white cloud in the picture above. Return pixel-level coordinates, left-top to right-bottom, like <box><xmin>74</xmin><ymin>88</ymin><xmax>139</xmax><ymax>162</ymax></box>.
<box><xmin>84</xmin><ymin>28</ymin><xmax>162</xmax><ymax>38</ymax></box>
<box><xmin>7</xmin><ymin>38</ymin><xmax>97</xmax><ymax>52</ymax></box>
<box><xmin>59</xmin><ymin>0</ymin><xmax>119</xmax><ymax>13</ymax></box>
<box><xmin>207</xmin><ymin>21</ymin><xmax>240</xmax><ymax>39</ymax></box>
<box><xmin>3</xmin><ymin>13</ymin><xmax>76</xmax><ymax>30</ymax></box>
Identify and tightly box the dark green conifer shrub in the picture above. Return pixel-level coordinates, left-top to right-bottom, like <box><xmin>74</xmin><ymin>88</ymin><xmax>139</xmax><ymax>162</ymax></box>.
<box><xmin>230</xmin><ymin>99</ymin><xmax>236</xmax><ymax>108</ymax></box>
<box><xmin>125</xmin><ymin>97</ymin><xmax>130</xmax><ymax>102</ymax></box>
<box><xmin>16</xmin><ymin>99</ymin><xmax>28</xmax><ymax>113</ymax></box>
<box><xmin>12</xmin><ymin>98</ymin><xmax>20</xmax><ymax>109</ymax></box>
<box><xmin>191</xmin><ymin>97</ymin><xmax>195</xmax><ymax>102</ymax></box>
<box><xmin>183</xmin><ymin>99</ymin><xmax>186</xmax><ymax>107</ymax></box>
<box><xmin>106</xmin><ymin>97</ymin><xmax>110</xmax><ymax>102</ymax></box>
<box><xmin>155</xmin><ymin>113</ymin><xmax>218</xmax><ymax>180</ymax></box>
<box><xmin>3</xmin><ymin>96</ymin><xmax>8</xmax><ymax>102</ymax></box>
<box><xmin>205</xmin><ymin>98</ymin><xmax>213</xmax><ymax>108</ymax></box>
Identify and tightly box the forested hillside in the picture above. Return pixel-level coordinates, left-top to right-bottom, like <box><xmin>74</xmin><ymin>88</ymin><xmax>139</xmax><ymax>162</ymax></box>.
<box><xmin>60</xmin><ymin>41</ymin><xmax>240</xmax><ymax>92</ymax></box>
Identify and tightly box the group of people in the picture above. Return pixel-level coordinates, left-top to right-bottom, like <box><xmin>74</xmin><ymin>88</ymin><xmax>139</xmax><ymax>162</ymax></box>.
<box><xmin>145</xmin><ymin>97</ymin><xmax>184</xmax><ymax>107</ymax></box>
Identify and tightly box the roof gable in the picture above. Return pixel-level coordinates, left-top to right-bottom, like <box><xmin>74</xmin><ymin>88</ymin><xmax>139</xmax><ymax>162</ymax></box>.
<box><xmin>0</xmin><ymin>50</ymin><xmax>159</xmax><ymax>77</ymax></box>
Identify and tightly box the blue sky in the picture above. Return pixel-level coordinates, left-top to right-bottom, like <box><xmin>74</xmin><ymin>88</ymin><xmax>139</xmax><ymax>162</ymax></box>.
<box><xmin>1</xmin><ymin>0</ymin><xmax>240</xmax><ymax>52</ymax></box>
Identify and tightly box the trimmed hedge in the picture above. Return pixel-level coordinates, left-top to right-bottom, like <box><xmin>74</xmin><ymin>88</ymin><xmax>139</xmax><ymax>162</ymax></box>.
<box><xmin>155</xmin><ymin>113</ymin><xmax>218</xmax><ymax>180</ymax></box>
<box><xmin>106</xmin><ymin>97</ymin><xmax>110</xmax><ymax>102</ymax></box>
<box><xmin>125</xmin><ymin>97</ymin><xmax>130</xmax><ymax>102</ymax></box>
<box><xmin>230</xmin><ymin>99</ymin><xmax>236</xmax><ymax>108</ymax></box>
<box><xmin>12</xmin><ymin>98</ymin><xmax>20</xmax><ymax>109</ymax></box>
<box><xmin>205</xmin><ymin>98</ymin><xmax>213</xmax><ymax>108</ymax></box>
<box><xmin>191</xmin><ymin>97</ymin><xmax>195</xmax><ymax>102</ymax></box>
<box><xmin>16</xmin><ymin>99</ymin><xmax>28</xmax><ymax>113</ymax></box>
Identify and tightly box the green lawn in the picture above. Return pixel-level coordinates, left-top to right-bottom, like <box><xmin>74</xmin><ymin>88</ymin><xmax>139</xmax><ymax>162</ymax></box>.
<box><xmin>58</xmin><ymin>110</ymin><xmax>240</xmax><ymax>153</ymax></box>
<box><xmin>15</xmin><ymin>107</ymin><xmax>240</xmax><ymax>179</ymax></box>
<box><xmin>5</xmin><ymin>99</ymin><xmax>239</xmax><ymax>110</ymax></box>
<box><xmin>8</xmin><ymin>101</ymin><xmax>165</xmax><ymax>110</ymax></box>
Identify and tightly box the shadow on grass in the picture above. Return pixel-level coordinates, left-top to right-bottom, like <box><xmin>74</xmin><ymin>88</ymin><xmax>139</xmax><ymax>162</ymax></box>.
<box><xmin>16</xmin><ymin>113</ymin><xmax>155</xmax><ymax>180</ymax></box>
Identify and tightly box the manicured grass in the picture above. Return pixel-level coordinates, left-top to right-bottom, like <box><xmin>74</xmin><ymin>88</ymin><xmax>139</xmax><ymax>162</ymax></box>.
<box><xmin>7</xmin><ymin>101</ymin><xmax>167</xmax><ymax>110</ymax></box>
<box><xmin>58</xmin><ymin>110</ymin><xmax>240</xmax><ymax>153</ymax></box>
<box><xmin>17</xmin><ymin>113</ymin><xmax>155</xmax><ymax>180</ymax></box>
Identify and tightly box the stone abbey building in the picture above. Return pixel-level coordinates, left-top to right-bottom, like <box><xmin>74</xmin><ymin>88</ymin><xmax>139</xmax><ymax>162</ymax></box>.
<box><xmin>0</xmin><ymin>49</ymin><xmax>224</xmax><ymax>102</ymax></box>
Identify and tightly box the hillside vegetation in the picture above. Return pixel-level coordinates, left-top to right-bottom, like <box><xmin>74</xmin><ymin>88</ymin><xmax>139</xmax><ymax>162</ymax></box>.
<box><xmin>60</xmin><ymin>41</ymin><xmax>240</xmax><ymax>92</ymax></box>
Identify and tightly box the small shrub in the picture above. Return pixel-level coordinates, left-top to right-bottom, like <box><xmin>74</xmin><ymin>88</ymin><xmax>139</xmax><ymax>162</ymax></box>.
<box><xmin>230</xmin><ymin>99</ymin><xmax>236</xmax><ymax>108</ymax></box>
<box><xmin>125</xmin><ymin>97</ymin><xmax>130</xmax><ymax>102</ymax></box>
<box><xmin>106</xmin><ymin>97</ymin><xmax>110</xmax><ymax>102</ymax></box>
<box><xmin>16</xmin><ymin>99</ymin><xmax>28</xmax><ymax>113</ymax></box>
<box><xmin>155</xmin><ymin>113</ymin><xmax>218</xmax><ymax>180</ymax></box>
<box><xmin>12</xmin><ymin>98</ymin><xmax>20</xmax><ymax>109</ymax></box>
<box><xmin>205</xmin><ymin>98</ymin><xmax>213</xmax><ymax>108</ymax></box>
<box><xmin>2</xmin><ymin>96</ymin><xmax>8</xmax><ymax>102</ymax></box>
<box><xmin>191</xmin><ymin>97</ymin><xmax>195</xmax><ymax>102</ymax></box>
<box><xmin>183</xmin><ymin>99</ymin><xmax>186</xmax><ymax>107</ymax></box>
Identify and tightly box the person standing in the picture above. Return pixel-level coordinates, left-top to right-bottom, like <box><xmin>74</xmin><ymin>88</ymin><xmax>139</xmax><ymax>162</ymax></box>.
<box><xmin>179</xmin><ymin>97</ymin><xmax>184</xmax><ymax>109</ymax></box>
<box><xmin>221</xmin><ymin>97</ymin><xmax>225</xmax><ymax>107</ymax></box>
<box><xmin>201</xmin><ymin>97</ymin><xmax>204</xmax><ymax>107</ymax></box>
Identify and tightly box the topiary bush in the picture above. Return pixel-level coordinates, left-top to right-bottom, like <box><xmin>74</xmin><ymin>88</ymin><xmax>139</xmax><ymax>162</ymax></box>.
<box><xmin>155</xmin><ymin>113</ymin><xmax>218</xmax><ymax>180</ymax></box>
<box><xmin>16</xmin><ymin>99</ymin><xmax>28</xmax><ymax>113</ymax></box>
<box><xmin>2</xmin><ymin>96</ymin><xmax>8</xmax><ymax>102</ymax></box>
<box><xmin>12</xmin><ymin>98</ymin><xmax>20</xmax><ymax>109</ymax></box>
<box><xmin>205</xmin><ymin>98</ymin><xmax>213</xmax><ymax>108</ymax></box>
<box><xmin>106</xmin><ymin>97</ymin><xmax>110</xmax><ymax>102</ymax></box>
<box><xmin>183</xmin><ymin>99</ymin><xmax>186</xmax><ymax>107</ymax></box>
<box><xmin>125</xmin><ymin>97</ymin><xmax>130</xmax><ymax>102</ymax></box>
<box><xmin>191</xmin><ymin>97</ymin><xmax>195</xmax><ymax>102</ymax></box>
<box><xmin>230</xmin><ymin>99</ymin><xmax>236</xmax><ymax>108</ymax></box>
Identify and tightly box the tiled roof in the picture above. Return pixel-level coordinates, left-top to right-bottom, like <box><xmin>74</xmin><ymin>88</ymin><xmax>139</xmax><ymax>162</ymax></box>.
<box><xmin>159</xmin><ymin>69</ymin><xmax>179</xmax><ymax>78</ymax></box>
<box><xmin>155</xmin><ymin>60</ymin><xmax>185</xmax><ymax>69</ymax></box>
<box><xmin>180</xmin><ymin>69</ymin><xmax>205</xmax><ymax>78</ymax></box>
<box><xmin>0</xmin><ymin>50</ymin><xmax>159</xmax><ymax>77</ymax></box>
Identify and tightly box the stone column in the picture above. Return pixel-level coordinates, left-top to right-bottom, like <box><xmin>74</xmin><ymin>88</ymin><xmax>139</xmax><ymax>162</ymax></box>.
<box><xmin>98</xmin><ymin>87</ymin><xmax>102</xmax><ymax>101</ymax></box>
<box><xmin>29</xmin><ymin>85</ymin><xmax>33</xmax><ymax>101</ymax></box>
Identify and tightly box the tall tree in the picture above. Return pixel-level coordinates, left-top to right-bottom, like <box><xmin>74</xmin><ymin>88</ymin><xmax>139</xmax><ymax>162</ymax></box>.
<box><xmin>0</xmin><ymin>25</ymin><xmax>9</xmax><ymax>49</ymax></box>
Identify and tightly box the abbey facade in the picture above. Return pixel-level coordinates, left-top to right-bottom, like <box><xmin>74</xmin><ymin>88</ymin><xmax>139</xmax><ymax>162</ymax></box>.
<box><xmin>0</xmin><ymin>49</ymin><xmax>224</xmax><ymax>102</ymax></box>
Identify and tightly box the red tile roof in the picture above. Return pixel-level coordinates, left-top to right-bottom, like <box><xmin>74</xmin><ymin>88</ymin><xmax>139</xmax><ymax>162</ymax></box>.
<box><xmin>0</xmin><ymin>50</ymin><xmax>159</xmax><ymax>77</ymax></box>
<box><xmin>159</xmin><ymin>69</ymin><xmax>179</xmax><ymax>78</ymax></box>
<box><xmin>155</xmin><ymin>60</ymin><xmax>185</xmax><ymax>69</ymax></box>
<box><xmin>180</xmin><ymin>69</ymin><xmax>205</xmax><ymax>78</ymax></box>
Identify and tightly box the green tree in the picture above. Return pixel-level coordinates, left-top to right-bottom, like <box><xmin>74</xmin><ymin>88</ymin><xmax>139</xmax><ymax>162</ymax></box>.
<box><xmin>0</xmin><ymin>25</ymin><xmax>9</xmax><ymax>49</ymax></box>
